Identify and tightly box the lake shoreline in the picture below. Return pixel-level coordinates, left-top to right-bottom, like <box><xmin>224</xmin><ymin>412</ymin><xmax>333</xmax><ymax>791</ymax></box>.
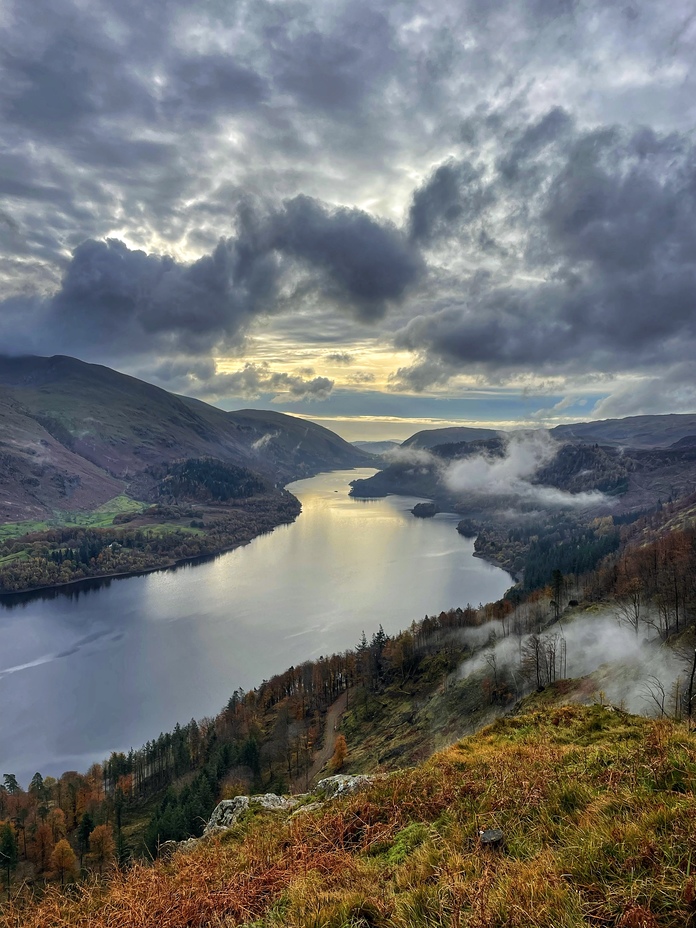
<box><xmin>0</xmin><ymin>468</ymin><xmax>513</xmax><ymax>784</ymax></box>
<box><xmin>0</xmin><ymin>508</ymin><xmax>300</xmax><ymax>603</ymax></box>
<box><xmin>0</xmin><ymin>495</ymin><xmax>515</xmax><ymax>603</ymax></box>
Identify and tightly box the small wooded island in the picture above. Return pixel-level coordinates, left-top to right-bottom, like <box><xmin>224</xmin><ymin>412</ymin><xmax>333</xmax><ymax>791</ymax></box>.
<box><xmin>411</xmin><ymin>501</ymin><xmax>439</xmax><ymax>517</ymax></box>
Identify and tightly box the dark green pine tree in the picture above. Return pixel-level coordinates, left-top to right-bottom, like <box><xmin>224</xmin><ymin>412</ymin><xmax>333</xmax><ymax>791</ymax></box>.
<box><xmin>29</xmin><ymin>771</ymin><xmax>46</xmax><ymax>800</ymax></box>
<box><xmin>0</xmin><ymin>822</ymin><xmax>17</xmax><ymax>897</ymax></box>
<box><xmin>2</xmin><ymin>774</ymin><xmax>20</xmax><ymax>795</ymax></box>
<box><xmin>77</xmin><ymin>812</ymin><xmax>95</xmax><ymax>867</ymax></box>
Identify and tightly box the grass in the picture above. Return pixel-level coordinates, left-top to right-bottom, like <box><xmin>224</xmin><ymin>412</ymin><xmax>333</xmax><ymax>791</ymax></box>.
<box><xmin>0</xmin><ymin>498</ymin><xmax>203</xmax><ymax>589</ymax></box>
<box><xmin>0</xmin><ymin>519</ymin><xmax>52</xmax><ymax>541</ymax></box>
<box><xmin>0</xmin><ymin>497</ymin><xmax>204</xmax><ymax>553</ymax></box>
<box><xmin>143</xmin><ymin>522</ymin><xmax>205</xmax><ymax>537</ymax></box>
<box><xmin>4</xmin><ymin>705</ymin><xmax>696</xmax><ymax>926</ymax></box>
<box><xmin>339</xmin><ymin>657</ymin><xmax>503</xmax><ymax>776</ymax></box>
<box><xmin>0</xmin><ymin>496</ymin><xmax>146</xmax><ymax>540</ymax></box>
<box><xmin>58</xmin><ymin>495</ymin><xmax>145</xmax><ymax>528</ymax></box>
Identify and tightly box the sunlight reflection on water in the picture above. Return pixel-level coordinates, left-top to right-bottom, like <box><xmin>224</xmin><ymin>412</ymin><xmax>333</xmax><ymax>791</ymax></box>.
<box><xmin>0</xmin><ymin>469</ymin><xmax>511</xmax><ymax>783</ymax></box>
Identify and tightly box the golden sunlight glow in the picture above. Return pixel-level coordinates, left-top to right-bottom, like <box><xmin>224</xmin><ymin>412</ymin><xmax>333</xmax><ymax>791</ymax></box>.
<box><xmin>290</xmin><ymin>415</ymin><xmax>513</xmax><ymax>442</ymax></box>
<box><xmin>215</xmin><ymin>338</ymin><xmax>418</xmax><ymax>394</ymax></box>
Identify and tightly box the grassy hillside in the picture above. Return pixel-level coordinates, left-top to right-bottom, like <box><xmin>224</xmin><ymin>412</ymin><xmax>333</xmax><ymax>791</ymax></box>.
<box><xmin>402</xmin><ymin>426</ymin><xmax>501</xmax><ymax>448</ymax></box>
<box><xmin>552</xmin><ymin>414</ymin><xmax>696</xmax><ymax>449</ymax></box>
<box><xmin>0</xmin><ymin>355</ymin><xmax>369</xmax><ymax>523</ymax></box>
<box><xmin>4</xmin><ymin>705</ymin><xmax>696</xmax><ymax>927</ymax></box>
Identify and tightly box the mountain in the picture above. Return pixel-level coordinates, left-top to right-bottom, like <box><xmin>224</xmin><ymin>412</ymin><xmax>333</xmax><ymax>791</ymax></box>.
<box><xmin>0</xmin><ymin>355</ymin><xmax>369</xmax><ymax>523</ymax></box>
<box><xmin>351</xmin><ymin>440</ymin><xmax>401</xmax><ymax>454</ymax></box>
<box><xmin>401</xmin><ymin>413</ymin><xmax>696</xmax><ymax>451</ymax></box>
<box><xmin>401</xmin><ymin>425</ymin><xmax>501</xmax><ymax>448</ymax></box>
<box><xmin>550</xmin><ymin>412</ymin><xmax>696</xmax><ymax>448</ymax></box>
<box><xmin>363</xmin><ymin>414</ymin><xmax>696</xmax><ymax>512</ymax></box>
<box><xmin>350</xmin><ymin>424</ymin><xmax>696</xmax><ymax>585</ymax></box>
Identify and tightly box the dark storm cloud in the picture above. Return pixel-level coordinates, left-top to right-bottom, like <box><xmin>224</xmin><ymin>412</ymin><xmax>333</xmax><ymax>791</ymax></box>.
<box><xmin>0</xmin><ymin>194</ymin><xmax>421</xmax><ymax>358</ymax></box>
<box><xmin>2</xmin><ymin>0</ymin><xmax>696</xmax><ymax>410</ymax></box>
<box><xmin>269</xmin><ymin>196</ymin><xmax>423</xmax><ymax>320</ymax></box>
<box><xmin>409</xmin><ymin>160</ymin><xmax>493</xmax><ymax>243</ymax></box>
<box><xmin>0</xmin><ymin>235</ymin><xmax>280</xmax><ymax>359</ymax></box>
<box><xmin>55</xmin><ymin>237</ymin><xmax>271</xmax><ymax>340</ymax></box>
<box><xmin>394</xmin><ymin>113</ymin><xmax>696</xmax><ymax>389</ymax></box>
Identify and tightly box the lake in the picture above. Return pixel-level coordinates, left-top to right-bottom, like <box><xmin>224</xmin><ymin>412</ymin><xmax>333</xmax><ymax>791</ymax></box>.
<box><xmin>0</xmin><ymin>469</ymin><xmax>512</xmax><ymax>784</ymax></box>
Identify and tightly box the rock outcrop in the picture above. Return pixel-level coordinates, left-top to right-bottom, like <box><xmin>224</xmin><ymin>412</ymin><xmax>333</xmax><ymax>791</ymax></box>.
<box><xmin>315</xmin><ymin>774</ymin><xmax>375</xmax><ymax>798</ymax></box>
<box><xmin>174</xmin><ymin>775</ymin><xmax>379</xmax><ymax>854</ymax></box>
<box><xmin>204</xmin><ymin>793</ymin><xmax>300</xmax><ymax>835</ymax></box>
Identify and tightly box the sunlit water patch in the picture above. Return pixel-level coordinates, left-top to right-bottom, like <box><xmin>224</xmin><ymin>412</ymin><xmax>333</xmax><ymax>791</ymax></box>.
<box><xmin>0</xmin><ymin>469</ymin><xmax>511</xmax><ymax>783</ymax></box>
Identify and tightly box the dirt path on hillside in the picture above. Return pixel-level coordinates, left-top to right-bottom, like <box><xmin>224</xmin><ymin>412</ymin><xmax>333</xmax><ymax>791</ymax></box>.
<box><xmin>291</xmin><ymin>689</ymin><xmax>348</xmax><ymax>793</ymax></box>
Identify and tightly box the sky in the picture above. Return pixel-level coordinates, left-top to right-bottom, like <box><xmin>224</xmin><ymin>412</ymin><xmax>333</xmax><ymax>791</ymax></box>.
<box><xmin>1</xmin><ymin>0</ymin><xmax>696</xmax><ymax>441</ymax></box>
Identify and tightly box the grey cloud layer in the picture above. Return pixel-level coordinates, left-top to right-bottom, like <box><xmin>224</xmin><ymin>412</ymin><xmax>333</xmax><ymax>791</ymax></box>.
<box><xmin>151</xmin><ymin>359</ymin><xmax>334</xmax><ymax>403</ymax></box>
<box><xmin>395</xmin><ymin>114</ymin><xmax>696</xmax><ymax>388</ymax></box>
<box><xmin>2</xmin><ymin>0</ymin><xmax>696</xmax><ymax>409</ymax></box>
<box><xmin>0</xmin><ymin>197</ymin><xmax>420</xmax><ymax>360</ymax></box>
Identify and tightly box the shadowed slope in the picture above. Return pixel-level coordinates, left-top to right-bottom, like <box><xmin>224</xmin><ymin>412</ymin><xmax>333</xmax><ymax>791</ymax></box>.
<box><xmin>0</xmin><ymin>355</ymin><xmax>368</xmax><ymax>521</ymax></box>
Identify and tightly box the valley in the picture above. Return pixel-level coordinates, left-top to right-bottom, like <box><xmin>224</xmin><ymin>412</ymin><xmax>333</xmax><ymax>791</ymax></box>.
<box><xmin>3</xmin><ymin>358</ymin><xmax>696</xmax><ymax>926</ymax></box>
<box><xmin>0</xmin><ymin>468</ymin><xmax>513</xmax><ymax>786</ymax></box>
<box><xmin>0</xmin><ymin>355</ymin><xmax>367</xmax><ymax>594</ymax></box>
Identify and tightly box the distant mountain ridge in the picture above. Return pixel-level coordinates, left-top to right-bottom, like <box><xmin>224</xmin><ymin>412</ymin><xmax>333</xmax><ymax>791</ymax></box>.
<box><xmin>399</xmin><ymin>413</ymin><xmax>696</xmax><ymax>450</ymax></box>
<box><xmin>351</xmin><ymin>440</ymin><xmax>401</xmax><ymax>455</ymax></box>
<box><xmin>0</xmin><ymin>355</ymin><xmax>369</xmax><ymax>523</ymax></box>
<box><xmin>401</xmin><ymin>425</ymin><xmax>501</xmax><ymax>448</ymax></box>
<box><xmin>550</xmin><ymin>413</ymin><xmax>696</xmax><ymax>448</ymax></box>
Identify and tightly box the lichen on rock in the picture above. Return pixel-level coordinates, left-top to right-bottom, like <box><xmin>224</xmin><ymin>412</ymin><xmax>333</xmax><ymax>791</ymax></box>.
<box><xmin>315</xmin><ymin>774</ymin><xmax>375</xmax><ymax>798</ymax></box>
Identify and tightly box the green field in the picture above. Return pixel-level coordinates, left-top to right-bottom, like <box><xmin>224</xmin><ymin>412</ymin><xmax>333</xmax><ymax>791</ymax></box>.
<box><xmin>0</xmin><ymin>495</ymin><xmax>146</xmax><ymax>540</ymax></box>
<box><xmin>143</xmin><ymin>522</ymin><xmax>205</xmax><ymax>537</ymax></box>
<box><xmin>59</xmin><ymin>494</ymin><xmax>146</xmax><ymax>527</ymax></box>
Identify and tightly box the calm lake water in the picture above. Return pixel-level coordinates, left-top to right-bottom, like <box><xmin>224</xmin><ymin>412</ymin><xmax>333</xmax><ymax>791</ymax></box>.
<box><xmin>0</xmin><ymin>469</ymin><xmax>511</xmax><ymax>784</ymax></box>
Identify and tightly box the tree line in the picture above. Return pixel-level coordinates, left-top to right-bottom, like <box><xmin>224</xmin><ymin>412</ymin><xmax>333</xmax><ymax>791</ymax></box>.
<box><xmin>0</xmin><ymin>492</ymin><xmax>300</xmax><ymax>594</ymax></box>
<box><xmin>3</xmin><ymin>517</ymin><xmax>696</xmax><ymax>894</ymax></box>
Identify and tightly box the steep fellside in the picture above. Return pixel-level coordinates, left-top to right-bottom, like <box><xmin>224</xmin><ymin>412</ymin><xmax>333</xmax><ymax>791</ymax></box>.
<box><xmin>401</xmin><ymin>425</ymin><xmax>501</xmax><ymax>448</ymax></box>
<box><xmin>0</xmin><ymin>355</ymin><xmax>369</xmax><ymax>522</ymax></box>
<box><xmin>3</xmin><ymin>706</ymin><xmax>695</xmax><ymax>927</ymax></box>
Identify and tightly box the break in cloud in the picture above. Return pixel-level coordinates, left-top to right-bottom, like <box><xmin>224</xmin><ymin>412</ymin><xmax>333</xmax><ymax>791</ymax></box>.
<box><xmin>1</xmin><ymin>0</ymin><xmax>696</xmax><ymax>423</ymax></box>
<box><xmin>150</xmin><ymin>359</ymin><xmax>334</xmax><ymax>403</ymax></box>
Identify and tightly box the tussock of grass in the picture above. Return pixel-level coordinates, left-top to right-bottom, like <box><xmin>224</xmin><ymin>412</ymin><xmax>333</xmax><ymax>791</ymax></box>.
<box><xmin>4</xmin><ymin>705</ymin><xmax>696</xmax><ymax>927</ymax></box>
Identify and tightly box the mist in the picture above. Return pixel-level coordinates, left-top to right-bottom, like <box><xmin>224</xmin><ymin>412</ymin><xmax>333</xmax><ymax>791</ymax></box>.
<box><xmin>455</xmin><ymin>605</ymin><xmax>686</xmax><ymax>718</ymax></box>
<box><xmin>382</xmin><ymin>446</ymin><xmax>438</xmax><ymax>468</ymax></box>
<box><xmin>443</xmin><ymin>431</ymin><xmax>609</xmax><ymax>508</ymax></box>
<box><xmin>251</xmin><ymin>432</ymin><xmax>277</xmax><ymax>452</ymax></box>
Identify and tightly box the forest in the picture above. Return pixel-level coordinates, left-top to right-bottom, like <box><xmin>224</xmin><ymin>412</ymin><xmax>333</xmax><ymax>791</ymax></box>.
<box><xmin>0</xmin><ymin>480</ymin><xmax>300</xmax><ymax>594</ymax></box>
<box><xmin>2</xmin><ymin>512</ymin><xmax>696</xmax><ymax>895</ymax></box>
<box><xmin>150</xmin><ymin>458</ymin><xmax>269</xmax><ymax>503</ymax></box>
